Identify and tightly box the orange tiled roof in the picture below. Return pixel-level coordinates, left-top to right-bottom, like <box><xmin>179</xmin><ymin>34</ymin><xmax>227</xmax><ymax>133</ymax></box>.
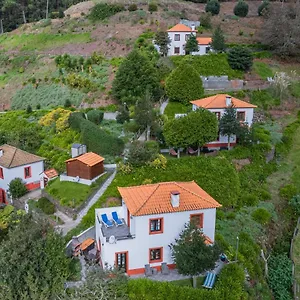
<box><xmin>191</xmin><ymin>94</ymin><xmax>257</xmax><ymax>109</ymax></box>
<box><xmin>197</xmin><ymin>37</ymin><xmax>212</xmax><ymax>45</ymax></box>
<box><xmin>66</xmin><ymin>152</ymin><xmax>104</xmax><ymax>167</ymax></box>
<box><xmin>0</xmin><ymin>144</ymin><xmax>44</xmax><ymax>168</ymax></box>
<box><xmin>44</xmin><ymin>168</ymin><xmax>58</xmax><ymax>179</ymax></box>
<box><xmin>118</xmin><ymin>181</ymin><xmax>221</xmax><ymax>216</ymax></box>
<box><xmin>167</xmin><ymin>24</ymin><xmax>197</xmax><ymax>32</ymax></box>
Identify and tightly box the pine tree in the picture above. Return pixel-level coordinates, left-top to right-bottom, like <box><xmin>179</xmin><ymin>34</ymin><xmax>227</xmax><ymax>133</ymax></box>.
<box><xmin>185</xmin><ymin>35</ymin><xmax>199</xmax><ymax>54</ymax></box>
<box><xmin>211</xmin><ymin>25</ymin><xmax>225</xmax><ymax>52</ymax></box>
<box><xmin>154</xmin><ymin>31</ymin><xmax>171</xmax><ymax>57</ymax></box>
<box><xmin>227</xmin><ymin>46</ymin><xmax>253</xmax><ymax>71</ymax></box>
<box><xmin>219</xmin><ymin>106</ymin><xmax>241</xmax><ymax>149</ymax></box>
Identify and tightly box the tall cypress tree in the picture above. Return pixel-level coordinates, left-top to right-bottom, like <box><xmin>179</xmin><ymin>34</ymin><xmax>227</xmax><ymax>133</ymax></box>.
<box><xmin>185</xmin><ymin>35</ymin><xmax>199</xmax><ymax>55</ymax></box>
<box><xmin>211</xmin><ymin>25</ymin><xmax>225</xmax><ymax>52</ymax></box>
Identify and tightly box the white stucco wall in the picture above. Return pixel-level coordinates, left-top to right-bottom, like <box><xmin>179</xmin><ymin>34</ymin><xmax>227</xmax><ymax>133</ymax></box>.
<box><xmin>95</xmin><ymin>206</ymin><xmax>217</xmax><ymax>272</ymax></box>
<box><xmin>167</xmin><ymin>32</ymin><xmax>194</xmax><ymax>56</ymax></box>
<box><xmin>0</xmin><ymin>161</ymin><xmax>44</xmax><ymax>195</ymax></box>
<box><xmin>191</xmin><ymin>44</ymin><xmax>211</xmax><ymax>55</ymax></box>
<box><xmin>192</xmin><ymin>104</ymin><xmax>254</xmax><ymax>147</ymax></box>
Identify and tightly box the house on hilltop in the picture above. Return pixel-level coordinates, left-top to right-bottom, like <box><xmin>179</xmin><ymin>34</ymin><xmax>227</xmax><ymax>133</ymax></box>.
<box><xmin>0</xmin><ymin>144</ymin><xmax>44</xmax><ymax>204</ymax></box>
<box><xmin>191</xmin><ymin>94</ymin><xmax>257</xmax><ymax>149</ymax></box>
<box><xmin>95</xmin><ymin>181</ymin><xmax>221</xmax><ymax>275</ymax></box>
<box><xmin>166</xmin><ymin>23</ymin><xmax>212</xmax><ymax>56</ymax></box>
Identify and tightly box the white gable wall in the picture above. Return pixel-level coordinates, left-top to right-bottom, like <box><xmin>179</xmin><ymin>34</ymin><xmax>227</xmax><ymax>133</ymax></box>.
<box><xmin>168</xmin><ymin>31</ymin><xmax>193</xmax><ymax>56</ymax></box>
<box><xmin>191</xmin><ymin>44</ymin><xmax>211</xmax><ymax>55</ymax></box>
<box><xmin>0</xmin><ymin>161</ymin><xmax>44</xmax><ymax>196</ymax></box>
<box><xmin>95</xmin><ymin>206</ymin><xmax>216</xmax><ymax>273</ymax></box>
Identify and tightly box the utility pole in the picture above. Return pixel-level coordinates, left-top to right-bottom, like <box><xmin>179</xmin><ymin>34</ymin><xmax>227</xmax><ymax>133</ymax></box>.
<box><xmin>0</xmin><ymin>19</ymin><xmax>3</xmax><ymax>34</ymax></box>
<box><xmin>46</xmin><ymin>0</ymin><xmax>49</xmax><ymax>19</ymax></box>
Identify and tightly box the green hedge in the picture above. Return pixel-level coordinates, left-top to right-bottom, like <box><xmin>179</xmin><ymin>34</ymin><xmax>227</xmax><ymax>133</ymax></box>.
<box><xmin>86</xmin><ymin>110</ymin><xmax>104</xmax><ymax>125</ymax></box>
<box><xmin>69</xmin><ymin>112</ymin><xmax>124</xmax><ymax>156</ymax></box>
<box><xmin>127</xmin><ymin>263</ymin><xmax>246</xmax><ymax>300</ymax></box>
<box><xmin>88</xmin><ymin>3</ymin><xmax>124</xmax><ymax>21</ymax></box>
<box><xmin>170</xmin><ymin>54</ymin><xmax>244</xmax><ymax>79</ymax></box>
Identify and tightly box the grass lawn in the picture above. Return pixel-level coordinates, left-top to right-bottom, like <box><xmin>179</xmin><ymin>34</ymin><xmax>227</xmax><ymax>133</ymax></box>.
<box><xmin>164</xmin><ymin>102</ymin><xmax>191</xmax><ymax>119</ymax></box>
<box><xmin>171</xmin><ymin>276</ymin><xmax>205</xmax><ymax>288</ymax></box>
<box><xmin>46</xmin><ymin>173</ymin><xmax>110</xmax><ymax>208</ymax></box>
<box><xmin>252</xmin><ymin>61</ymin><xmax>274</xmax><ymax>80</ymax></box>
<box><xmin>0</xmin><ymin>33</ymin><xmax>91</xmax><ymax>51</ymax></box>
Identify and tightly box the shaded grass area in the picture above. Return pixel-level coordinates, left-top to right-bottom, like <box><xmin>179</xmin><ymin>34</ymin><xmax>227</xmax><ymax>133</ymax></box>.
<box><xmin>46</xmin><ymin>173</ymin><xmax>110</xmax><ymax>208</ymax></box>
<box><xmin>252</xmin><ymin>61</ymin><xmax>274</xmax><ymax>80</ymax></box>
<box><xmin>0</xmin><ymin>33</ymin><xmax>91</xmax><ymax>51</ymax></box>
<box><xmin>171</xmin><ymin>276</ymin><xmax>205</xmax><ymax>288</ymax></box>
<box><xmin>164</xmin><ymin>102</ymin><xmax>191</xmax><ymax>119</ymax></box>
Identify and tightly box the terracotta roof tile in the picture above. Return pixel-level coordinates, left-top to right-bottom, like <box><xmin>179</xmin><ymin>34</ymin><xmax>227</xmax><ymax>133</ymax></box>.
<box><xmin>66</xmin><ymin>152</ymin><xmax>104</xmax><ymax>167</ymax></box>
<box><xmin>197</xmin><ymin>37</ymin><xmax>212</xmax><ymax>45</ymax></box>
<box><xmin>167</xmin><ymin>24</ymin><xmax>197</xmax><ymax>32</ymax></box>
<box><xmin>44</xmin><ymin>168</ymin><xmax>58</xmax><ymax>178</ymax></box>
<box><xmin>0</xmin><ymin>144</ymin><xmax>44</xmax><ymax>168</ymax></box>
<box><xmin>118</xmin><ymin>181</ymin><xmax>221</xmax><ymax>216</ymax></box>
<box><xmin>191</xmin><ymin>94</ymin><xmax>257</xmax><ymax>109</ymax></box>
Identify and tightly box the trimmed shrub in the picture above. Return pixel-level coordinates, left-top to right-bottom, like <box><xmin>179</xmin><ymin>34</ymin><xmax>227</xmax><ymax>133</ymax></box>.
<box><xmin>86</xmin><ymin>110</ymin><xmax>104</xmax><ymax>125</ymax></box>
<box><xmin>251</xmin><ymin>208</ymin><xmax>271</xmax><ymax>225</ymax></box>
<box><xmin>128</xmin><ymin>4</ymin><xmax>137</xmax><ymax>11</ymax></box>
<box><xmin>69</xmin><ymin>113</ymin><xmax>124</xmax><ymax>156</ymax></box>
<box><xmin>279</xmin><ymin>184</ymin><xmax>297</xmax><ymax>200</ymax></box>
<box><xmin>8</xmin><ymin>178</ymin><xmax>27</xmax><ymax>199</ymax></box>
<box><xmin>227</xmin><ymin>46</ymin><xmax>253</xmax><ymax>71</ymax></box>
<box><xmin>148</xmin><ymin>2</ymin><xmax>158</xmax><ymax>12</ymax></box>
<box><xmin>205</xmin><ymin>0</ymin><xmax>220</xmax><ymax>16</ymax></box>
<box><xmin>258</xmin><ymin>0</ymin><xmax>269</xmax><ymax>16</ymax></box>
<box><xmin>37</xmin><ymin>197</ymin><xmax>56</xmax><ymax>215</ymax></box>
<box><xmin>88</xmin><ymin>3</ymin><xmax>124</xmax><ymax>21</ymax></box>
<box><xmin>234</xmin><ymin>0</ymin><xmax>249</xmax><ymax>17</ymax></box>
<box><xmin>240</xmin><ymin>193</ymin><xmax>259</xmax><ymax>206</ymax></box>
<box><xmin>165</xmin><ymin>63</ymin><xmax>204</xmax><ymax>104</ymax></box>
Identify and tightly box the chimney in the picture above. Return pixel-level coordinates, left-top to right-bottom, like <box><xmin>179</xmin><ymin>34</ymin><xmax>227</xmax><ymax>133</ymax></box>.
<box><xmin>191</xmin><ymin>24</ymin><xmax>195</xmax><ymax>31</ymax></box>
<box><xmin>0</xmin><ymin>149</ymin><xmax>3</xmax><ymax>157</ymax></box>
<box><xmin>171</xmin><ymin>191</ymin><xmax>180</xmax><ymax>208</ymax></box>
<box><xmin>225</xmin><ymin>95</ymin><xmax>232</xmax><ymax>107</ymax></box>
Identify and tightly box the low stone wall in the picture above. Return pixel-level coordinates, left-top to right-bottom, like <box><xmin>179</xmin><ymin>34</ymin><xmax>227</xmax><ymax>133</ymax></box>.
<box><xmin>60</xmin><ymin>172</ymin><xmax>107</xmax><ymax>186</ymax></box>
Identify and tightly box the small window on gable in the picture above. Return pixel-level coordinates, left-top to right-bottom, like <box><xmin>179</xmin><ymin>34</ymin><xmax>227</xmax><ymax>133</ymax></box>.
<box><xmin>237</xmin><ymin>112</ymin><xmax>246</xmax><ymax>121</ymax></box>
<box><xmin>190</xmin><ymin>213</ymin><xmax>204</xmax><ymax>228</ymax></box>
<box><xmin>174</xmin><ymin>47</ymin><xmax>180</xmax><ymax>54</ymax></box>
<box><xmin>215</xmin><ymin>112</ymin><xmax>221</xmax><ymax>120</ymax></box>
<box><xmin>24</xmin><ymin>166</ymin><xmax>31</xmax><ymax>179</ymax></box>
<box><xmin>0</xmin><ymin>167</ymin><xmax>3</xmax><ymax>179</ymax></box>
<box><xmin>149</xmin><ymin>218</ymin><xmax>163</xmax><ymax>234</ymax></box>
<box><xmin>174</xmin><ymin>34</ymin><xmax>180</xmax><ymax>41</ymax></box>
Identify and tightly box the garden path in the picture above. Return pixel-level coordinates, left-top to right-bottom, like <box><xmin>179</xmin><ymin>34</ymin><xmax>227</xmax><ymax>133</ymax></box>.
<box><xmin>56</xmin><ymin>170</ymin><xmax>117</xmax><ymax>236</ymax></box>
<box><xmin>160</xmin><ymin>100</ymin><xmax>168</xmax><ymax>115</ymax></box>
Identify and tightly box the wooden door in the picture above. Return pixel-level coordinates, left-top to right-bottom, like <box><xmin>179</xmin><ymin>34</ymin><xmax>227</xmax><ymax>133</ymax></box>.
<box><xmin>0</xmin><ymin>189</ymin><xmax>6</xmax><ymax>204</ymax></box>
<box><xmin>116</xmin><ymin>252</ymin><xmax>128</xmax><ymax>272</ymax></box>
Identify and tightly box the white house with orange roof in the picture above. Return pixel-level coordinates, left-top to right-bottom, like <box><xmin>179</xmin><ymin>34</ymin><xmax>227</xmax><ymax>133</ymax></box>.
<box><xmin>95</xmin><ymin>181</ymin><xmax>221</xmax><ymax>275</ymax></box>
<box><xmin>0</xmin><ymin>144</ymin><xmax>44</xmax><ymax>204</ymax></box>
<box><xmin>166</xmin><ymin>23</ymin><xmax>212</xmax><ymax>56</ymax></box>
<box><xmin>191</xmin><ymin>94</ymin><xmax>257</xmax><ymax>149</ymax></box>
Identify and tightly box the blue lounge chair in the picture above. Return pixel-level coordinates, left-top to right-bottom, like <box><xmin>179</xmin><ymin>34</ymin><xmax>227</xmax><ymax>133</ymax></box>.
<box><xmin>112</xmin><ymin>211</ymin><xmax>124</xmax><ymax>226</ymax></box>
<box><xmin>202</xmin><ymin>272</ymin><xmax>216</xmax><ymax>289</ymax></box>
<box><xmin>101</xmin><ymin>214</ymin><xmax>113</xmax><ymax>228</ymax></box>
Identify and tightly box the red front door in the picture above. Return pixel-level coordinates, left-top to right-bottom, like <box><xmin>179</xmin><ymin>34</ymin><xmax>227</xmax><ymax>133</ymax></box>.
<box><xmin>0</xmin><ymin>188</ymin><xmax>6</xmax><ymax>204</ymax></box>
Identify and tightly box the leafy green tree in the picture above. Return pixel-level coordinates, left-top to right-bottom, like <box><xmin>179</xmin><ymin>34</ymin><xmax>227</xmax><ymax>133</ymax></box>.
<box><xmin>227</xmin><ymin>46</ymin><xmax>253</xmax><ymax>71</ymax></box>
<box><xmin>234</xmin><ymin>0</ymin><xmax>249</xmax><ymax>17</ymax></box>
<box><xmin>86</xmin><ymin>110</ymin><xmax>104</xmax><ymax>125</ymax></box>
<box><xmin>258</xmin><ymin>0</ymin><xmax>269</xmax><ymax>16</ymax></box>
<box><xmin>211</xmin><ymin>25</ymin><xmax>225</xmax><ymax>52</ymax></box>
<box><xmin>26</xmin><ymin>105</ymin><xmax>32</xmax><ymax>114</ymax></box>
<box><xmin>112</xmin><ymin>49</ymin><xmax>161</xmax><ymax>104</ymax></box>
<box><xmin>154</xmin><ymin>31</ymin><xmax>171</xmax><ymax>57</ymax></box>
<box><xmin>163</xmin><ymin>116</ymin><xmax>191</xmax><ymax>158</ymax></box>
<box><xmin>8</xmin><ymin>178</ymin><xmax>27</xmax><ymax>199</ymax></box>
<box><xmin>170</xmin><ymin>222</ymin><xmax>220</xmax><ymax>288</ymax></box>
<box><xmin>165</xmin><ymin>64</ymin><xmax>204</xmax><ymax>105</ymax></box>
<box><xmin>0</xmin><ymin>215</ymin><xmax>70</xmax><ymax>299</ymax></box>
<box><xmin>58</xmin><ymin>269</ymin><xmax>129</xmax><ymax>300</ymax></box>
<box><xmin>205</xmin><ymin>0</ymin><xmax>220</xmax><ymax>16</ymax></box>
<box><xmin>187</xmin><ymin>108</ymin><xmax>218</xmax><ymax>155</ymax></box>
<box><xmin>199</xmin><ymin>12</ymin><xmax>212</xmax><ymax>29</ymax></box>
<box><xmin>116</xmin><ymin>105</ymin><xmax>130</xmax><ymax>124</ymax></box>
<box><xmin>219</xmin><ymin>106</ymin><xmax>241</xmax><ymax>149</ymax></box>
<box><xmin>64</xmin><ymin>99</ymin><xmax>72</xmax><ymax>108</ymax></box>
<box><xmin>185</xmin><ymin>35</ymin><xmax>199</xmax><ymax>54</ymax></box>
